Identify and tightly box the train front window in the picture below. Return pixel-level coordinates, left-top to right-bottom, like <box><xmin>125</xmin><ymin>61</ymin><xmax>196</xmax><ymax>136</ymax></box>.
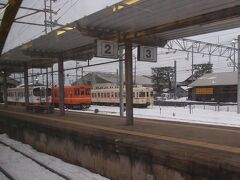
<box><xmin>47</xmin><ymin>88</ymin><xmax>51</xmax><ymax>96</ymax></box>
<box><xmin>150</xmin><ymin>91</ymin><xmax>153</xmax><ymax>97</ymax></box>
<box><xmin>40</xmin><ymin>88</ymin><xmax>46</xmax><ymax>97</ymax></box>
<box><xmin>139</xmin><ymin>92</ymin><xmax>145</xmax><ymax>97</ymax></box>
<box><xmin>33</xmin><ymin>88</ymin><xmax>40</xmax><ymax>96</ymax></box>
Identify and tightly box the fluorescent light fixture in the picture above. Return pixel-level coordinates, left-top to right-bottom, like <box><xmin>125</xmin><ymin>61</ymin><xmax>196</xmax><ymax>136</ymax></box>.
<box><xmin>63</xmin><ymin>27</ymin><xmax>74</xmax><ymax>31</ymax></box>
<box><xmin>57</xmin><ymin>30</ymin><xmax>66</xmax><ymax>36</ymax></box>
<box><xmin>113</xmin><ymin>5</ymin><xmax>124</xmax><ymax>12</ymax></box>
<box><xmin>124</xmin><ymin>0</ymin><xmax>140</xmax><ymax>5</ymax></box>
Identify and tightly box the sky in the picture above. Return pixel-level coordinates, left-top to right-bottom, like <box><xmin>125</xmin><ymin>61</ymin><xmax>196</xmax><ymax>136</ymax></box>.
<box><xmin>1</xmin><ymin>0</ymin><xmax>240</xmax><ymax>84</ymax></box>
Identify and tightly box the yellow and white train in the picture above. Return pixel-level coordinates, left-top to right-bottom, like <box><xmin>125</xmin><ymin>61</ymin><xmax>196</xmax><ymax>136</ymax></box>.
<box><xmin>91</xmin><ymin>84</ymin><xmax>153</xmax><ymax>108</ymax></box>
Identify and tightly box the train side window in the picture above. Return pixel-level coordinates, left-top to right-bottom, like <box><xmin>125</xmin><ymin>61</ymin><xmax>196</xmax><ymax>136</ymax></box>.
<box><xmin>80</xmin><ymin>88</ymin><xmax>84</xmax><ymax>96</ymax></box>
<box><xmin>150</xmin><ymin>91</ymin><xmax>153</xmax><ymax>97</ymax></box>
<box><xmin>75</xmin><ymin>89</ymin><xmax>80</xmax><ymax>96</ymax></box>
<box><xmin>86</xmin><ymin>89</ymin><xmax>91</xmax><ymax>96</ymax></box>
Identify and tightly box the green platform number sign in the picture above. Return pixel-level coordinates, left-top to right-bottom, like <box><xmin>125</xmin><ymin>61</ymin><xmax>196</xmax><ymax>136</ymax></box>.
<box><xmin>138</xmin><ymin>45</ymin><xmax>157</xmax><ymax>62</ymax></box>
<box><xmin>97</xmin><ymin>40</ymin><xmax>118</xmax><ymax>59</ymax></box>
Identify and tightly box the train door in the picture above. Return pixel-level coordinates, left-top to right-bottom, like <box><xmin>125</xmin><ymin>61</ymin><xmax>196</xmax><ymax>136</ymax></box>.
<box><xmin>40</xmin><ymin>87</ymin><xmax>46</xmax><ymax>103</ymax></box>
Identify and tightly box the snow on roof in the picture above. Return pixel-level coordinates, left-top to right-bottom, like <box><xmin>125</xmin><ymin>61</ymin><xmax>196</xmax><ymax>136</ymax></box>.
<box><xmin>189</xmin><ymin>72</ymin><xmax>237</xmax><ymax>87</ymax></box>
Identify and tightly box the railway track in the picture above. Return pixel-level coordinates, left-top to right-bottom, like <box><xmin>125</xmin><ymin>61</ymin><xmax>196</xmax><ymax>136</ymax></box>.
<box><xmin>0</xmin><ymin>165</ymin><xmax>15</xmax><ymax>180</ymax></box>
<box><xmin>0</xmin><ymin>140</ymin><xmax>71</xmax><ymax>180</ymax></box>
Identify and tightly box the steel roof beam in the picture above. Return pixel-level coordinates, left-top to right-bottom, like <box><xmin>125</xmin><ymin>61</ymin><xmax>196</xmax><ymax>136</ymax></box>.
<box><xmin>116</xmin><ymin>5</ymin><xmax>240</xmax><ymax>42</ymax></box>
<box><xmin>0</xmin><ymin>0</ymin><xmax>22</xmax><ymax>55</ymax></box>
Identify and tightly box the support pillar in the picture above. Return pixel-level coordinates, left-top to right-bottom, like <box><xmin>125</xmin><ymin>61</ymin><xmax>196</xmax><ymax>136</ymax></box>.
<box><xmin>174</xmin><ymin>60</ymin><xmax>177</xmax><ymax>100</ymax></box>
<box><xmin>51</xmin><ymin>65</ymin><xmax>54</xmax><ymax>88</ymax></box>
<box><xmin>58</xmin><ymin>59</ymin><xmax>65</xmax><ymax>116</ymax></box>
<box><xmin>119</xmin><ymin>47</ymin><xmax>124</xmax><ymax>117</ymax></box>
<box><xmin>3</xmin><ymin>71</ymin><xmax>8</xmax><ymax>107</ymax></box>
<box><xmin>125</xmin><ymin>42</ymin><xmax>133</xmax><ymax>125</ymax></box>
<box><xmin>237</xmin><ymin>35</ymin><xmax>240</xmax><ymax>113</ymax></box>
<box><xmin>46</xmin><ymin>68</ymin><xmax>49</xmax><ymax>103</ymax></box>
<box><xmin>24</xmin><ymin>64</ymin><xmax>29</xmax><ymax>109</ymax></box>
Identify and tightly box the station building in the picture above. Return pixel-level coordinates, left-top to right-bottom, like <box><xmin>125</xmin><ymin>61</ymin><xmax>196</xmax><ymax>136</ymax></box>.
<box><xmin>73</xmin><ymin>72</ymin><xmax>153</xmax><ymax>87</ymax></box>
<box><xmin>189</xmin><ymin>72</ymin><xmax>237</xmax><ymax>102</ymax></box>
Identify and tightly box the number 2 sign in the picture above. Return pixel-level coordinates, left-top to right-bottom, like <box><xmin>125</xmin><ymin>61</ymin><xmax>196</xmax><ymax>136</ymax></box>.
<box><xmin>96</xmin><ymin>40</ymin><xmax>118</xmax><ymax>59</ymax></box>
<box><xmin>137</xmin><ymin>45</ymin><xmax>157</xmax><ymax>62</ymax></box>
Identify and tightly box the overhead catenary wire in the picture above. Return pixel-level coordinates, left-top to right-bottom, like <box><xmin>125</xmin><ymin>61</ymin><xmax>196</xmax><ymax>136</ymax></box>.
<box><xmin>56</xmin><ymin>0</ymin><xmax>80</xmax><ymax>21</ymax></box>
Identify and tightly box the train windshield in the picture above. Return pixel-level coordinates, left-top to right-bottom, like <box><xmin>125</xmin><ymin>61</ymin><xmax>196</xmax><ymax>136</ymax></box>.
<box><xmin>46</xmin><ymin>88</ymin><xmax>51</xmax><ymax>96</ymax></box>
<box><xmin>33</xmin><ymin>87</ymin><xmax>51</xmax><ymax>97</ymax></box>
<box><xmin>139</xmin><ymin>92</ymin><xmax>145</xmax><ymax>97</ymax></box>
<box><xmin>33</xmin><ymin>88</ymin><xmax>40</xmax><ymax>96</ymax></box>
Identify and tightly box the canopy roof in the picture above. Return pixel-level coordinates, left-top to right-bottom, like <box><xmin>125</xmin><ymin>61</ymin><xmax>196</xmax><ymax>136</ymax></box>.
<box><xmin>1</xmin><ymin>0</ymin><xmax>240</xmax><ymax>72</ymax></box>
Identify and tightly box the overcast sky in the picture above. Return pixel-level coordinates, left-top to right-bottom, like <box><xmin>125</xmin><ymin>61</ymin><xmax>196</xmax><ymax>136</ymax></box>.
<box><xmin>1</xmin><ymin>0</ymin><xmax>240</xmax><ymax>84</ymax></box>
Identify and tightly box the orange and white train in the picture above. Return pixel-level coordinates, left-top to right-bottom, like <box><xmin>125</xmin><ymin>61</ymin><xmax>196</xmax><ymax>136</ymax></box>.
<box><xmin>52</xmin><ymin>85</ymin><xmax>92</xmax><ymax>109</ymax></box>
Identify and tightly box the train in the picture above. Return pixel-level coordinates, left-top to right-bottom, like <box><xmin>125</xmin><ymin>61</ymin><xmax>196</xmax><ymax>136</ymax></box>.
<box><xmin>52</xmin><ymin>85</ymin><xmax>92</xmax><ymax>109</ymax></box>
<box><xmin>5</xmin><ymin>83</ymin><xmax>153</xmax><ymax>109</ymax></box>
<box><xmin>91</xmin><ymin>84</ymin><xmax>154</xmax><ymax>108</ymax></box>
<box><xmin>7</xmin><ymin>84</ymin><xmax>52</xmax><ymax>105</ymax></box>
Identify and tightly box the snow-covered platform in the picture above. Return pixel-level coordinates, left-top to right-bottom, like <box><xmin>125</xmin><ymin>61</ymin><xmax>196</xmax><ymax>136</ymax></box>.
<box><xmin>0</xmin><ymin>105</ymin><xmax>240</xmax><ymax>180</ymax></box>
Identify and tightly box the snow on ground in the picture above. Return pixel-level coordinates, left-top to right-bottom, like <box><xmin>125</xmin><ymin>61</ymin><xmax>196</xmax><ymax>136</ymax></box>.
<box><xmin>0</xmin><ymin>134</ymin><xmax>109</xmax><ymax>180</ymax></box>
<box><xmin>74</xmin><ymin>105</ymin><xmax>240</xmax><ymax>128</ymax></box>
<box><xmin>0</xmin><ymin>172</ymin><xmax>8</xmax><ymax>180</ymax></box>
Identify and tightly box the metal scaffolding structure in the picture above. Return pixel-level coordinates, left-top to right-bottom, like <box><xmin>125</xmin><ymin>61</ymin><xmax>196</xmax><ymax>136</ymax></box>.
<box><xmin>164</xmin><ymin>38</ymin><xmax>238</xmax><ymax>69</ymax></box>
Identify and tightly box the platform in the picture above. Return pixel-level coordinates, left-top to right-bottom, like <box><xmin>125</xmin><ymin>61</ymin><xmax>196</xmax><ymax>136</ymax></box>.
<box><xmin>0</xmin><ymin>105</ymin><xmax>240</xmax><ymax>180</ymax></box>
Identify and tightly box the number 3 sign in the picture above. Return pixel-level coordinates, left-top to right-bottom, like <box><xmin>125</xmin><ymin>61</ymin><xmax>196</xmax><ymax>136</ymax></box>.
<box><xmin>137</xmin><ymin>45</ymin><xmax>157</xmax><ymax>62</ymax></box>
<box><xmin>96</xmin><ymin>40</ymin><xmax>118</xmax><ymax>59</ymax></box>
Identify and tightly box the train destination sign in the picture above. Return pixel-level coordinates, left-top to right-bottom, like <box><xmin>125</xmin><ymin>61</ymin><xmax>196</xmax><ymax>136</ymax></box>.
<box><xmin>137</xmin><ymin>45</ymin><xmax>157</xmax><ymax>62</ymax></box>
<box><xmin>96</xmin><ymin>40</ymin><xmax>119</xmax><ymax>59</ymax></box>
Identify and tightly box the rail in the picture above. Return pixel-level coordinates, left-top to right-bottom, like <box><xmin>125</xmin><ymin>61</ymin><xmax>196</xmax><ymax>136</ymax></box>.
<box><xmin>0</xmin><ymin>140</ymin><xmax>70</xmax><ymax>180</ymax></box>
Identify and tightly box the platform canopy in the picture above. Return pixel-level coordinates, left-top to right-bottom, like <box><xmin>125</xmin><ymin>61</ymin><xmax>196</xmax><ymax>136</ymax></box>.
<box><xmin>1</xmin><ymin>0</ymin><xmax>240</xmax><ymax>72</ymax></box>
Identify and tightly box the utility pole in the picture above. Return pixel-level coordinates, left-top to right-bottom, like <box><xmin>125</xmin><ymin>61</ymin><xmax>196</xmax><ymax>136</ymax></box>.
<box><xmin>44</xmin><ymin>0</ymin><xmax>48</xmax><ymax>34</ymax></box>
<box><xmin>174</xmin><ymin>60</ymin><xmax>177</xmax><ymax>100</ymax></box>
<box><xmin>232</xmin><ymin>39</ymin><xmax>237</xmax><ymax>72</ymax></box>
<box><xmin>75</xmin><ymin>61</ymin><xmax>78</xmax><ymax>82</ymax></box>
<box><xmin>237</xmin><ymin>35</ymin><xmax>240</xmax><ymax>113</ymax></box>
<box><xmin>191</xmin><ymin>45</ymin><xmax>194</xmax><ymax>83</ymax></box>
<box><xmin>119</xmin><ymin>47</ymin><xmax>124</xmax><ymax>117</ymax></box>
<box><xmin>134</xmin><ymin>55</ymin><xmax>137</xmax><ymax>85</ymax></box>
<box><xmin>116</xmin><ymin>69</ymin><xmax>119</xmax><ymax>86</ymax></box>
